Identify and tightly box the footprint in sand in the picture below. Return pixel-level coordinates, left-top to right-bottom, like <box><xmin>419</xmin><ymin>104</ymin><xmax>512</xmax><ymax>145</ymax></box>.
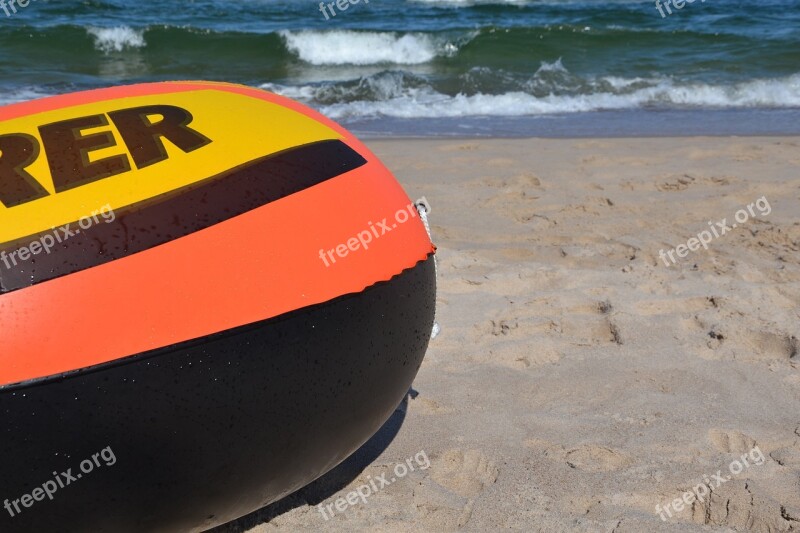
<box><xmin>655</xmin><ymin>173</ymin><xmax>735</xmax><ymax>192</ymax></box>
<box><xmin>700</xmin><ymin>326</ymin><xmax>798</xmax><ymax>361</ymax></box>
<box><xmin>480</xmin><ymin>174</ymin><xmax>544</xmax><ymax>223</ymax></box>
<box><xmin>429</xmin><ymin>449</ymin><xmax>499</xmax><ymax>499</ymax></box>
<box><xmin>634</xmin><ymin>296</ymin><xmax>717</xmax><ymax>317</ymax></box>
<box><xmin>656</xmin><ymin>173</ymin><xmax>696</xmax><ymax>191</ymax></box>
<box><xmin>475</xmin><ymin>315</ymin><xmax>562</xmax><ymax>369</ymax></box>
<box><xmin>411</xmin><ymin>395</ymin><xmax>454</xmax><ymax>415</ymax></box>
<box><xmin>564</xmin><ymin>445</ymin><xmax>632</xmax><ymax>473</ymax></box>
<box><xmin>495</xmin><ymin>296</ymin><xmax>621</xmax><ymax>349</ymax></box>
<box><xmin>691</xmin><ymin>480</ymin><xmax>800</xmax><ymax>531</ymax></box>
<box><xmin>747</xmin><ymin>331</ymin><xmax>799</xmax><ymax>360</ymax></box>
<box><xmin>414</xmin><ymin>449</ymin><xmax>498</xmax><ymax>530</ymax></box>
<box><xmin>559</xmin><ymin>299</ymin><xmax>623</xmax><ymax>346</ymax></box>
<box><xmin>526</xmin><ymin>439</ymin><xmax>632</xmax><ymax>473</ymax></box>
<box><xmin>708</xmin><ymin>428</ymin><xmax>757</xmax><ymax>454</ymax></box>
<box><xmin>749</xmin><ymin>222</ymin><xmax>800</xmax><ymax>252</ymax></box>
<box><xmin>483</xmin><ymin>315</ymin><xmax>556</xmax><ymax>340</ymax></box>
<box><xmin>770</xmin><ymin>447</ymin><xmax>800</xmax><ymax>467</ymax></box>
<box><xmin>505</xmin><ymin>172</ymin><xmax>542</xmax><ymax>189</ymax></box>
<box><xmin>686</xmin><ymin>299</ymin><xmax>798</xmax><ymax>362</ymax></box>
<box><xmin>489</xmin><ymin>318</ymin><xmax>519</xmax><ymax>337</ymax></box>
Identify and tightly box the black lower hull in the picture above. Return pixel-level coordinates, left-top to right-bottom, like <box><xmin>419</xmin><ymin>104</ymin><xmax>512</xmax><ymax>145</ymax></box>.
<box><xmin>0</xmin><ymin>256</ymin><xmax>436</xmax><ymax>532</ymax></box>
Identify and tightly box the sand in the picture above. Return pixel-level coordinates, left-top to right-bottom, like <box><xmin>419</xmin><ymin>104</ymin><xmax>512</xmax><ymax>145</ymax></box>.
<box><xmin>217</xmin><ymin>136</ymin><xmax>800</xmax><ymax>533</ymax></box>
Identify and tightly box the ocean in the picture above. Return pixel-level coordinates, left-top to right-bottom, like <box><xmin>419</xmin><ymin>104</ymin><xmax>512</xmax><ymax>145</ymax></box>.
<box><xmin>1</xmin><ymin>0</ymin><xmax>799</xmax><ymax>136</ymax></box>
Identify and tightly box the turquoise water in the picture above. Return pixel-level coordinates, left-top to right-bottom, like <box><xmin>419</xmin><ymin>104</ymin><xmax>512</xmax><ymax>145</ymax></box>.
<box><xmin>1</xmin><ymin>0</ymin><xmax>799</xmax><ymax>135</ymax></box>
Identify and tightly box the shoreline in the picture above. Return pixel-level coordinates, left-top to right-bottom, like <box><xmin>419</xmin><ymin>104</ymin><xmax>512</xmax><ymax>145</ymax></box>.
<box><xmin>357</xmin><ymin>132</ymin><xmax>800</xmax><ymax>141</ymax></box>
<box><xmin>343</xmin><ymin>108</ymin><xmax>800</xmax><ymax>139</ymax></box>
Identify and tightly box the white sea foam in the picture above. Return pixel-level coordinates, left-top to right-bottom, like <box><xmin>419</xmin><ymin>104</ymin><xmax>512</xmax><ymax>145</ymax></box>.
<box><xmin>264</xmin><ymin>73</ymin><xmax>800</xmax><ymax>119</ymax></box>
<box><xmin>6</xmin><ymin>73</ymin><xmax>798</xmax><ymax>127</ymax></box>
<box><xmin>279</xmin><ymin>30</ymin><xmax>449</xmax><ymax>65</ymax></box>
<box><xmin>0</xmin><ymin>88</ymin><xmax>54</xmax><ymax>106</ymax></box>
<box><xmin>87</xmin><ymin>26</ymin><xmax>146</xmax><ymax>54</ymax></box>
<box><xmin>259</xmin><ymin>82</ymin><xmax>319</xmax><ymax>101</ymax></box>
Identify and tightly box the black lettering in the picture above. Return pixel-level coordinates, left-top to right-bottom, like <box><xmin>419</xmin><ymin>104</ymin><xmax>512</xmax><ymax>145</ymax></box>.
<box><xmin>39</xmin><ymin>114</ymin><xmax>131</xmax><ymax>193</ymax></box>
<box><xmin>109</xmin><ymin>105</ymin><xmax>211</xmax><ymax>169</ymax></box>
<box><xmin>0</xmin><ymin>133</ymin><xmax>47</xmax><ymax>208</ymax></box>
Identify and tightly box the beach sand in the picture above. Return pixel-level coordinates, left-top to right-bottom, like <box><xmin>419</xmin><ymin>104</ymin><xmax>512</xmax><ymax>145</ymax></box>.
<box><xmin>224</xmin><ymin>136</ymin><xmax>800</xmax><ymax>532</ymax></box>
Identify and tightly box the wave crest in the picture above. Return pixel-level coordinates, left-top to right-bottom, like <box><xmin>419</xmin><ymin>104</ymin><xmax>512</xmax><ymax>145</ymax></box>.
<box><xmin>263</xmin><ymin>71</ymin><xmax>800</xmax><ymax>119</ymax></box>
<box><xmin>279</xmin><ymin>30</ymin><xmax>456</xmax><ymax>65</ymax></box>
<box><xmin>87</xmin><ymin>26</ymin><xmax>145</xmax><ymax>53</ymax></box>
